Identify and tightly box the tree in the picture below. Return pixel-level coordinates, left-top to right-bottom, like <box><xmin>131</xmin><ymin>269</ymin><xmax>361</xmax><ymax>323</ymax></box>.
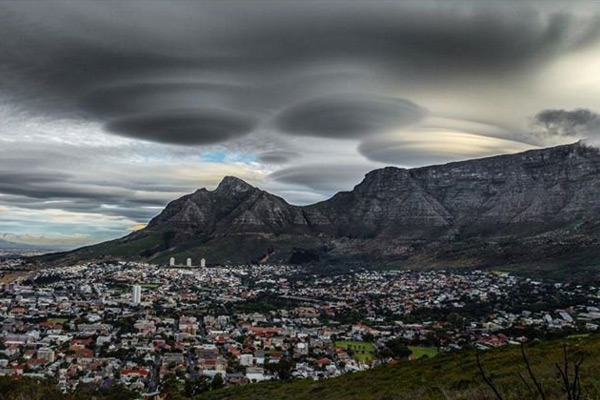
<box><xmin>211</xmin><ymin>373</ymin><xmax>224</xmax><ymax>390</ymax></box>
<box><xmin>161</xmin><ymin>374</ymin><xmax>180</xmax><ymax>399</ymax></box>
<box><xmin>379</xmin><ymin>338</ymin><xmax>412</xmax><ymax>360</ymax></box>
<box><xmin>476</xmin><ymin>343</ymin><xmax>585</xmax><ymax>400</ymax></box>
<box><xmin>363</xmin><ymin>333</ymin><xmax>374</xmax><ymax>343</ymax></box>
<box><xmin>184</xmin><ymin>376</ymin><xmax>210</xmax><ymax>397</ymax></box>
<box><xmin>265</xmin><ymin>359</ymin><xmax>294</xmax><ymax>380</ymax></box>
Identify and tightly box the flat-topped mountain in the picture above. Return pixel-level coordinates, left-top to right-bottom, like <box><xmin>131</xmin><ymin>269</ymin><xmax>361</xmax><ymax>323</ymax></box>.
<box><xmin>42</xmin><ymin>143</ymin><xmax>600</xmax><ymax>277</ymax></box>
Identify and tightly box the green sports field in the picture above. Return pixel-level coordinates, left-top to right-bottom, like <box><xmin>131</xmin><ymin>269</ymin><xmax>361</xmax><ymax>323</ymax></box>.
<box><xmin>335</xmin><ymin>341</ymin><xmax>376</xmax><ymax>363</ymax></box>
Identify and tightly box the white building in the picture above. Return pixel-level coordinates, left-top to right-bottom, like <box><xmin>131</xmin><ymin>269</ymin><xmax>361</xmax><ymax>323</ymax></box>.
<box><xmin>132</xmin><ymin>285</ymin><xmax>142</xmax><ymax>305</ymax></box>
<box><xmin>169</xmin><ymin>257</ymin><xmax>175</xmax><ymax>267</ymax></box>
<box><xmin>186</xmin><ymin>258</ymin><xmax>192</xmax><ymax>267</ymax></box>
<box><xmin>200</xmin><ymin>258</ymin><xmax>206</xmax><ymax>268</ymax></box>
<box><xmin>246</xmin><ymin>367</ymin><xmax>267</xmax><ymax>382</ymax></box>
<box><xmin>37</xmin><ymin>347</ymin><xmax>55</xmax><ymax>363</ymax></box>
<box><xmin>240</xmin><ymin>354</ymin><xmax>253</xmax><ymax>366</ymax></box>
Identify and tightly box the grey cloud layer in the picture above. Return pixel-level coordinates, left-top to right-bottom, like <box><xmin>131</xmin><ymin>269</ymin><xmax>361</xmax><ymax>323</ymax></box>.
<box><xmin>258</xmin><ymin>151</ymin><xmax>301</xmax><ymax>165</ymax></box>
<box><xmin>270</xmin><ymin>164</ymin><xmax>379</xmax><ymax>192</ymax></box>
<box><xmin>276</xmin><ymin>96</ymin><xmax>426</xmax><ymax>139</ymax></box>
<box><xmin>0</xmin><ymin>142</ymin><xmax>204</xmax><ymax>223</ymax></box>
<box><xmin>106</xmin><ymin>109</ymin><xmax>257</xmax><ymax>145</ymax></box>
<box><xmin>1</xmin><ymin>1</ymin><xmax>600</xmax><ymax>243</ymax></box>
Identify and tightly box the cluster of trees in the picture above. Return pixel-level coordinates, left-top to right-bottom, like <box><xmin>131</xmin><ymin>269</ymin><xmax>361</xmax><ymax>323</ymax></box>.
<box><xmin>378</xmin><ymin>337</ymin><xmax>412</xmax><ymax>360</ymax></box>
<box><xmin>264</xmin><ymin>359</ymin><xmax>294</xmax><ymax>380</ymax></box>
<box><xmin>161</xmin><ymin>373</ymin><xmax>224</xmax><ymax>399</ymax></box>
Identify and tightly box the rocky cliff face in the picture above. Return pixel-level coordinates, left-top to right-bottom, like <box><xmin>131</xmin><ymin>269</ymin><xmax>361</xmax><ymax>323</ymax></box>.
<box><xmin>313</xmin><ymin>143</ymin><xmax>600</xmax><ymax>238</ymax></box>
<box><xmin>55</xmin><ymin>143</ymin><xmax>600</xmax><ymax>273</ymax></box>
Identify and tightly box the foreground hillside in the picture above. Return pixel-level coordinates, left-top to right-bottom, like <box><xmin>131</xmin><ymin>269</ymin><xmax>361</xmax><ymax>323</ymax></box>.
<box><xmin>38</xmin><ymin>143</ymin><xmax>600</xmax><ymax>279</ymax></box>
<box><xmin>196</xmin><ymin>335</ymin><xmax>600</xmax><ymax>400</ymax></box>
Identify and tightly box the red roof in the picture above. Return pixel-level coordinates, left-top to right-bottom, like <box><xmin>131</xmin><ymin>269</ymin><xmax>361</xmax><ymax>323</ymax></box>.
<box><xmin>70</xmin><ymin>338</ymin><xmax>93</xmax><ymax>347</ymax></box>
<box><xmin>72</xmin><ymin>348</ymin><xmax>94</xmax><ymax>358</ymax></box>
<box><xmin>121</xmin><ymin>368</ymin><xmax>149</xmax><ymax>377</ymax></box>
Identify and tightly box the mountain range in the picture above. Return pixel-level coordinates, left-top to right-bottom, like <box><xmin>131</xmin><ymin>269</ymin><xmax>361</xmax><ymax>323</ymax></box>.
<box><xmin>0</xmin><ymin>239</ymin><xmax>32</xmax><ymax>251</ymax></box>
<box><xmin>39</xmin><ymin>142</ymin><xmax>600</xmax><ymax>277</ymax></box>
<box><xmin>0</xmin><ymin>238</ymin><xmax>74</xmax><ymax>253</ymax></box>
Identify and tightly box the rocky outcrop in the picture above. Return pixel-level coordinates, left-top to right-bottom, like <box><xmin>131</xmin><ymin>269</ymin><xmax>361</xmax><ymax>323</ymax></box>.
<box><xmin>50</xmin><ymin>142</ymin><xmax>600</xmax><ymax>272</ymax></box>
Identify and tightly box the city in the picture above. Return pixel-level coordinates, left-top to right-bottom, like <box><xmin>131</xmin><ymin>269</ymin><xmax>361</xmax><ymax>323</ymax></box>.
<box><xmin>0</xmin><ymin>258</ymin><xmax>598</xmax><ymax>397</ymax></box>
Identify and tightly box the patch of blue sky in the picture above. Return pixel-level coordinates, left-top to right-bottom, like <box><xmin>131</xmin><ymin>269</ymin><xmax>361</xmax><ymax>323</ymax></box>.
<box><xmin>201</xmin><ymin>151</ymin><xmax>257</xmax><ymax>164</ymax></box>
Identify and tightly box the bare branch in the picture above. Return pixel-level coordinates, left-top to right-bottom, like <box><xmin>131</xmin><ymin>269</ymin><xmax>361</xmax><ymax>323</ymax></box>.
<box><xmin>573</xmin><ymin>357</ymin><xmax>584</xmax><ymax>400</ymax></box>
<box><xmin>564</xmin><ymin>344</ymin><xmax>572</xmax><ymax>400</ymax></box>
<box><xmin>556</xmin><ymin>362</ymin><xmax>571</xmax><ymax>400</ymax></box>
<box><xmin>476</xmin><ymin>348</ymin><xmax>504</xmax><ymax>400</ymax></box>
<box><xmin>517</xmin><ymin>370</ymin><xmax>533</xmax><ymax>395</ymax></box>
<box><xmin>521</xmin><ymin>343</ymin><xmax>546</xmax><ymax>400</ymax></box>
<box><xmin>555</xmin><ymin>344</ymin><xmax>585</xmax><ymax>400</ymax></box>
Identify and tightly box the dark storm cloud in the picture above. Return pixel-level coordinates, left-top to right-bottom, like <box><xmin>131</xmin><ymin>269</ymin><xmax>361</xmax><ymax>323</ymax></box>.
<box><xmin>532</xmin><ymin>108</ymin><xmax>600</xmax><ymax>137</ymax></box>
<box><xmin>275</xmin><ymin>96</ymin><xmax>426</xmax><ymax>139</ymax></box>
<box><xmin>269</xmin><ymin>164</ymin><xmax>376</xmax><ymax>192</ymax></box>
<box><xmin>1</xmin><ymin>2</ymin><xmax>600</xmax><ymax>145</ymax></box>
<box><xmin>106</xmin><ymin>109</ymin><xmax>257</xmax><ymax>145</ymax></box>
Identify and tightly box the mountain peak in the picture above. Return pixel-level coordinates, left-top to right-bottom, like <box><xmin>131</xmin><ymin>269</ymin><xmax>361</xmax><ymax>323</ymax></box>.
<box><xmin>215</xmin><ymin>176</ymin><xmax>255</xmax><ymax>193</ymax></box>
<box><xmin>54</xmin><ymin>143</ymin><xmax>600</xmax><ymax>270</ymax></box>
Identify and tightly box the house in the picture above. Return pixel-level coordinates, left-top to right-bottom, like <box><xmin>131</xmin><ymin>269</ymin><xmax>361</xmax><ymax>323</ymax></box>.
<box><xmin>37</xmin><ymin>348</ymin><xmax>55</xmax><ymax>363</ymax></box>
<box><xmin>239</xmin><ymin>353</ymin><xmax>253</xmax><ymax>366</ymax></box>
<box><xmin>246</xmin><ymin>367</ymin><xmax>267</xmax><ymax>382</ymax></box>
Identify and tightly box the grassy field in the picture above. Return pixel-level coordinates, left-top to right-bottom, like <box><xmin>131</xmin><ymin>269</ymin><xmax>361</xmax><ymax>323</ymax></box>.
<box><xmin>47</xmin><ymin>318</ymin><xmax>68</xmax><ymax>324</ymax></box>
<box><xmin>408</xmin><ymin>346</ymin><xmax>438</xmax><ymax>359</ymax></box>
<box><xmin>0</xmin><ymin>271</ymin><xmax>27</xmax><ymax>284</ymax></box>
<box><xmin>335</xmin><ymin>341</ymin><xmax>376</xmax><ymax>363</ymax></box>
<box><xmin>199</xmin><ymin>334</ymin><xmax>600</xmax><ymax>400</ymax></box>
<box><xmin>140</xmin><ymin>283</ymin><xmax>160</xmax><ymax>289</ymax></box>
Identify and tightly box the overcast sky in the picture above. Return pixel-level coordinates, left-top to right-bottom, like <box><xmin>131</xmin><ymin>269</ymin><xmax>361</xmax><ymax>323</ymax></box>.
<box><xmin>2</xmin><ymin>1</ymin><xmax>600</xmax><ymax>247</ymax></box>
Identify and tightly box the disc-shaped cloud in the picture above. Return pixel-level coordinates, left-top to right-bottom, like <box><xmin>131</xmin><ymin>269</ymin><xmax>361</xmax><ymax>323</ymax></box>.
<box><xmin>258</xmin><ymin>151</ymin><xmax>301</xmax><ymax>164</ymax></box>
<box><xmin>359</xmin><ymin>128</ymin><xmax>535</xmax><ymax>167</ymax></box>
<box><xmin>275</xmin><ymin>95</ymin><xmax>426</xmax><ymax>139</ymax></box>
<box><xmin>81</xmin><ymin>82</ymin><xmax>250</xmax><ymax>118</ymax></box>
<box><xmin>106</xmin><ymin>109</ymin><xmax>256</xmax><ymax>145</ymax></box>
<box><xmin>269</xmin><ymin>163</ymin><xmax>376</xmax><ymax>191</ymax></box>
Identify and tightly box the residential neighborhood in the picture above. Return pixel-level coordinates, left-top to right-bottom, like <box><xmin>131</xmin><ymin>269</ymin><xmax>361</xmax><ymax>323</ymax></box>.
<box><xmin>0</xmin><ymin>259</ymin><xmax>598</xmax><ymax>397</ymax></box>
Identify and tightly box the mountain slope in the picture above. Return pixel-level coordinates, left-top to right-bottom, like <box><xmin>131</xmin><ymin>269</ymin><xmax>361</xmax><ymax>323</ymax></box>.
<box><xmin>40</xmin><ymin>143</ymin><xmax>600</xmax><ymax>275</ymax></box>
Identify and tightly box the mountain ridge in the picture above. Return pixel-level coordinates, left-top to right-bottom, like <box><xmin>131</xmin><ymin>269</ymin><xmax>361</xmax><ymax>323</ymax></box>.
<box><xmin>37</xmin><ymin>142</ymin><xmax>600</xmax><ymax>278</ymax></box>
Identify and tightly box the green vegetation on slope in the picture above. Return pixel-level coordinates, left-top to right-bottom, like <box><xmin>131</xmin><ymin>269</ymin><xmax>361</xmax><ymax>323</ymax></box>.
<box><xmin>408</xmin><ymin>345</ymin><xmax>438</xmax><ymax>359</ymax></box>
<box><xmin>0</xmin><ymin>377</ymin><xmax>136</xmax><ymax>400</ymax></box>
<box><xmin>198</xmin><ymin>334</ymin><xmax>600</xmax><ymax>400</ymax></box>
